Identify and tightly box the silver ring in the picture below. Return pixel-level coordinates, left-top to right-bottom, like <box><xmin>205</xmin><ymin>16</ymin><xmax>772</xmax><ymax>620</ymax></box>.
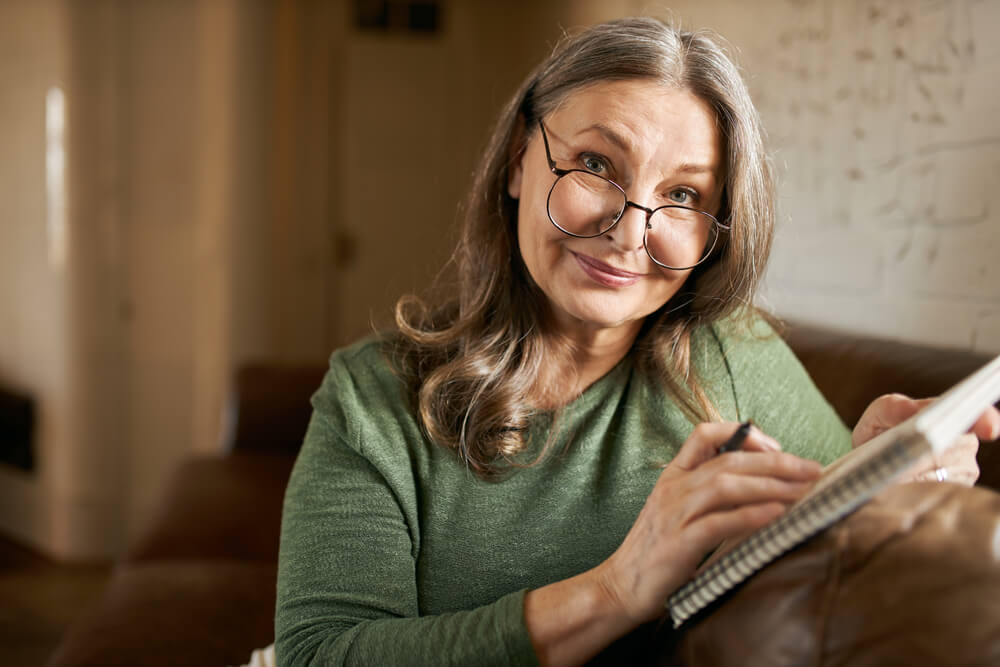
<box><xmin>934</xmin><ymin>467</ymin><xmax>948</xmax><ymax>482</ymax></box>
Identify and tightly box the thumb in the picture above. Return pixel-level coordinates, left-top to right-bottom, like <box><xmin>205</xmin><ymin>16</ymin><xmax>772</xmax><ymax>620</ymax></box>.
<box><xmin>852</xmin><ymin>394</ymin><xmax>930</xmax><ymax>447</ymax></box>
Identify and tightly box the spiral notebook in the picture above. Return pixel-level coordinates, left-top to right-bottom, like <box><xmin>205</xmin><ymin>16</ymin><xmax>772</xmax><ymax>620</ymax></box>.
<box><xmin>667</xmin><ymin>351</ymin><xmax>1000</xmax><ymax>628</ymax></box>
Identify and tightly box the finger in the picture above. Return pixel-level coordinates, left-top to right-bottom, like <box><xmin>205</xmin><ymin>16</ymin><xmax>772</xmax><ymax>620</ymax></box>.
<box><xmin>872</xmin><ymin>393</ymin><xmax>927</xmax><ymax>426</ymax></box>
<box><xmin>970</xmin><ymin>405</ymin><xmax>1000</xmax><ymax>442</ymax></box>
<box><xmin>671</xmin><ymin>422</ymin><xmax>784</xmax><ymax>472</ymax></box>
<box><xmin>913</xmin><ymin>462</ymin><xmax>978</xmax><ymax>485</ymax></box>
<box><xmin>906</xmin><ymin>434</ymin><xmax>980</xmax><ymax>485</ymax></box>
<box><xmin>670</xmin><ymin>422</ymin><xmax>757</xmax><ymax>471</ymax></box>
<box><xmin>940</xmin><ymin>434</ymin><xmax>980</xmax><ymax>485</ymax></box>
<box><xmin>943</xmin><ymin>433</ymin><xmax>980</xmax><ymax>460</ymax></box>
<box><xmin>951</xmin><ymin>461</ymin><xmax>979</xmax><ymax>486</ymax></box>
<box><xmin>860</xmin><ymin>397</ymin><xmax>999</xmax><ymax>444</ymax></box>
<box><xmin>681</xmin><ymin>474</ymin><xmax>815</xmax><ymax>524</ymax></box>
<box><xmin>853</xmin><ymin>394</ymin><xmax>920</xmax><ymax>445</ymax></box>
<box><xmin>700</xmin><ymin>449</ymin><xmax>822</xmax><ymax>481</ymax></box>
<box><xmin>737</xmin><ymin>427</ymin><xmax>783</xmax><ymax>454</ymax></box>
<box><xmin>686</xmin><ymin>501</ymin><xmax>787</xmax><ymax>553</ymax></box>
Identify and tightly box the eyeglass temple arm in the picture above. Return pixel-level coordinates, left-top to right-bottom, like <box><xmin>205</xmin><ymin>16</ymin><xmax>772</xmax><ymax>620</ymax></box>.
<box><xmin>537</xmin><ymin>121</ymin><xmax>563</xmax><ymax>174</ymax></box>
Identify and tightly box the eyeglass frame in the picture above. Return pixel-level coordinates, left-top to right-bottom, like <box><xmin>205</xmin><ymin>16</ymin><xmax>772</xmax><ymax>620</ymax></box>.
<box><xmin>537</xmin><ymin>120</ymin><xmax>730</xmax><ymax>271</ymax></box>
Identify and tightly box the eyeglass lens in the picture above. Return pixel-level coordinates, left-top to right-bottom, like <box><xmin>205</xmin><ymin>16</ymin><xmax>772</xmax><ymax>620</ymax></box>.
<box><xmin>547</xmin><ymin>171</ymin><xmax>717</xmax><ymax>270</ymax></box>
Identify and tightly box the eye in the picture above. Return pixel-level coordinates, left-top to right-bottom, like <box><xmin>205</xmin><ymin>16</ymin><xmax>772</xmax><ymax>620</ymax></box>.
<box><xmin>668</xmin><ymin>188</ymin><xmax>697</xmax><ymax>205</ymax></box>
<box><xmin>581</xmin><ymin>153</ymin><xmax>610</xmax><ymax>175</ymax></box>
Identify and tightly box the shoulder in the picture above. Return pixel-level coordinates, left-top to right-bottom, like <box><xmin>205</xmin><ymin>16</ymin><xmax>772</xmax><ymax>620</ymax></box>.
<box><xmin>685</xmin><ymin>307</ymin><xmax>791</xmax><ymax>381</ymax></box>
<box><xmin>320</xmin><ymin>333</ymin><xmax>408</xmax><ymax>394</ymax></box>
<box><xmin>706</xmin><ymin>308</ymin><xmax>816</xmax><ymax>394</ymax></box>
<box><xmin>696</xmin><ymin>309</ymin><xmax>851</xmax><ymax>462</ymax></box>
<box><xmin>321</xmin><ymin>335</ymin><xmax>403</xmax><ymax>397</ymax></box>
<box><xmin>666</xmin><ymin>309</ymin><xmax>788</xmax><ymax>420</ymax></box>
<box><xmin>703</xmin><ymin>307</ymin><xmax>780</xmax><ymax>348</ymax></box>
<box><xmin>691</xmin><ymin>308</ymin><xmax>792</xmax><ymax>369</ymax></box>
<box><xmin>687</xmin><ymin>307</ymin><xmax>813</xmax><ymax>412</ymax></box>
<box><xmin>311</xmin><ymin>335</ymin><xmax>416</xmax><ymax>452</ymax></box>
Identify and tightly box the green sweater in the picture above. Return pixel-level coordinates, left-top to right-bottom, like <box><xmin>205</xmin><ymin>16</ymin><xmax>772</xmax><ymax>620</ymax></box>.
<box><xmin>275</xmin><ymin>318</ymin><xmax>851</xmax><ymax>666</ymax></box>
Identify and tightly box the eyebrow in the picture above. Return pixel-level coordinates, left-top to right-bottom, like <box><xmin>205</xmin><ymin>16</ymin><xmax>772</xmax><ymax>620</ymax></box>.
<box><xmin>577</xmin><ymin>122</ymin><xmax>632</xmax><ymax>153</ymax></box>
<box><xmin>575</xmin><ymin>123</ymin><xmax>719</xmax><ymax>177</ymax></box>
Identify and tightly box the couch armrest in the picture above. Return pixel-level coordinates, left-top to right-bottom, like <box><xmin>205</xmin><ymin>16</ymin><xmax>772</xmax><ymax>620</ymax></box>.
<box><xmin>126</xmin><ymin>452</ymin><xmax>295</xmax><ymax>562</ymax></box>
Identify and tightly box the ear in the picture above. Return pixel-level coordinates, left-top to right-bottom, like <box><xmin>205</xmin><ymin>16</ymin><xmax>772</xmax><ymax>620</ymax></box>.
<box><xmin>506</xmin><ymin>115</ymin><xmax>527</xmax><ymax>200</ymax></box>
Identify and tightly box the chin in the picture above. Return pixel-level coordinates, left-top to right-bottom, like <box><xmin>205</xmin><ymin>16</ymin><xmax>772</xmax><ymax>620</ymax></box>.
<box><xmin>557</xmin><ymin>296</ymin><xmax>648</xmax><ymax>333</ymax></box>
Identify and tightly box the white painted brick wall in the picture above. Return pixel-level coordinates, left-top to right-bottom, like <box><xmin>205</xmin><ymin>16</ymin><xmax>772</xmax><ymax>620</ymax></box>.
<box><xmin>665</xmin><ymin>0</ymin><xmax>1000</xmax><ymax>354</ymax></box>
<box><xmin>759</xmin><ymin>0</ymin><xmax>1000</xmax><ymax>353</ymax></box>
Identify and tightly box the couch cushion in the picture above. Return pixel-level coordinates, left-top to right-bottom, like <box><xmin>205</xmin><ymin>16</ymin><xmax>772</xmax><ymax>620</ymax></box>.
<box><xmin>47</xmin><ymin>560</ymin><xmax>277</xmax><ymax>667</ymax></box>
<box><xmin>127</xmin><ymin>453</ymin><xmax>295</xmax><ymax>562</ymax></box>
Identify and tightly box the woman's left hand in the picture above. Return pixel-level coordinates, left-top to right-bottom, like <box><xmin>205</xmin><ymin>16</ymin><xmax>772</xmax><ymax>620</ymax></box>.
<box><xmin>852</xmin><ymin>393</ymin><xmax>1000</xmax><ymax>486</ymax></box>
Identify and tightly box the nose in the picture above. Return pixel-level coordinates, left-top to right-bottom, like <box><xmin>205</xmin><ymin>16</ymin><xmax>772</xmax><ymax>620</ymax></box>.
<box><xmin>605</xmin><ymin>201</ymin><xmax>650</xmax><ymax>252</ymax></box>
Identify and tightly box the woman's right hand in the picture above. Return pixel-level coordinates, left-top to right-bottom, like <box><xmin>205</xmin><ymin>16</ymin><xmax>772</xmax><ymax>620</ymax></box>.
<box><xmin>524</xmin><ymin>422</ymin><xmax>822</xmax><ymax>666</ymax></box>
<box><xmin>593</xmin><ymin>422</ymin><xmax>822</xmax><ymax>626</ymax></box>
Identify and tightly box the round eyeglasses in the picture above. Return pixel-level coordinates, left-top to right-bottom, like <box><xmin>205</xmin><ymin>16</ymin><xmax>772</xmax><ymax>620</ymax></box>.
<box><xmin>538</xmin><ymin>121</ymin><xmax>729</xmax><ymax>271</ymax></box>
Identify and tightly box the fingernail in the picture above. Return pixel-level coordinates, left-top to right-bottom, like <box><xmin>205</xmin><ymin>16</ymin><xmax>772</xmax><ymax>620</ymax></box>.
<box><xmin>745</xmin><ymin>422</ymin><xmax>781</xmax><ymax>451</ymax></box>
<box><xmin>760</xmin><ymin>433</ymin><xmax>782</xmax><ymax>451</ymax></box>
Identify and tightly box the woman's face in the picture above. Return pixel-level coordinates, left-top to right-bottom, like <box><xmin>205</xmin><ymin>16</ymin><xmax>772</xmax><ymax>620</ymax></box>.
<box><xmin>508</xmin><ymin>79</ymin><xmax>725</xmax><ymax>343</ymax></box>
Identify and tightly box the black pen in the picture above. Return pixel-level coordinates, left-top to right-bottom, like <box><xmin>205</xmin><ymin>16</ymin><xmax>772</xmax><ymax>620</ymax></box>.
<box><xmin>718</xmin><ymin>420</ymin><xmax>753</xmax><ymax>454</ymax></box>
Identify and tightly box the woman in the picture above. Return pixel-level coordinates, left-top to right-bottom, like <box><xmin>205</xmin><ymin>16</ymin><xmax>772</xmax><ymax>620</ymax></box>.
<box><xmin>275</xmin><ymin>17</ymin><xmax>998</xmax><ymax>666</ymax></box>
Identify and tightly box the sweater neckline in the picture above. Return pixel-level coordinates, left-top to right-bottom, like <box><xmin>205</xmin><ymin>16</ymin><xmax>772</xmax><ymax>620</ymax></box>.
<box><xmin>534</xmin><ymin>352</ymin><xmax>635</xmax><ymax>422</ymax></box>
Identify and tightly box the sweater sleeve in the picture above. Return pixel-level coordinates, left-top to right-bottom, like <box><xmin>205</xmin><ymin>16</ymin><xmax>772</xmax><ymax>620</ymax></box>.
<box><xmin>274</xmin><ymin>363</ymin><xmax>540</xmax><ymax>667</ymax></box>
<box><xmin>708</xmin><ymin>316</ymin><xmax>852</xmax><ymax>466</ymax></box>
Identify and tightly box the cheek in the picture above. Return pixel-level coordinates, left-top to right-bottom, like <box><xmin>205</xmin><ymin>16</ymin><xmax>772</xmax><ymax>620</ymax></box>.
<box><xmin>517</xmin><ymin>204</ymin><xmax>562</xmax><ymax>269</ymax></box>
<box><xmin>647</xmin><ymin>267</ymin><xmax>693</xmax><ymax>305</ymax></box>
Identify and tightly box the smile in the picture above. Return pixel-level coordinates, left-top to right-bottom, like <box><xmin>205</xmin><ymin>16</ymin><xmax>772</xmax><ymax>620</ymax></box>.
<box><xmin>572</xmin><ymin>252</ymin><xmax>643</xmax><ymax>287</ymax></box>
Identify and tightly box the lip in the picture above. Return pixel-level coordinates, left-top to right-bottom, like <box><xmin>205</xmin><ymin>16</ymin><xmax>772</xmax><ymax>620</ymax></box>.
<box><xmin>572</xmin><ymin>252</ymin><xmax>643</xmax><ymax>287</ymax></box>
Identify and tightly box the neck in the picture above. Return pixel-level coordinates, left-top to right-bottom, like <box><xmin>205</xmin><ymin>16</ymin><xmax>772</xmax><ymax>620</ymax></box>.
<box><xmin>531</xmin><ymin>317</ymin><xmax>643</xmax><ymax>410</ymax></box>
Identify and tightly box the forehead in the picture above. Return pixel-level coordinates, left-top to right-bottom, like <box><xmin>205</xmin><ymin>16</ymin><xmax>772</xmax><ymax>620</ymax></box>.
<box><xmin>546</xmin><ymin>79</ymin><xmax>723</xmax><ymax>173</ymax></box>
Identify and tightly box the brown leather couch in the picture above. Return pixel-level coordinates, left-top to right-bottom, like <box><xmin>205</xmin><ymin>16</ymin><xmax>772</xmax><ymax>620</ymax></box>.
<box><xmin>47</xmin><ymin>322</ymin><xmax>1000</xmax><ymax>667</ymax></box>
<box><xmin>665</xmin><ymin>481</ymin><xmax>1000</xmax><ymax>666</ymax></box>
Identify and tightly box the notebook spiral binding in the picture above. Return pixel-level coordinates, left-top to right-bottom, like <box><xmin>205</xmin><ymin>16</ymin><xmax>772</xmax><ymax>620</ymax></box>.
<box><xmin>667</xmin><ymin>435</ymin><xmax>922</xmax><ymax>628</ymax></box>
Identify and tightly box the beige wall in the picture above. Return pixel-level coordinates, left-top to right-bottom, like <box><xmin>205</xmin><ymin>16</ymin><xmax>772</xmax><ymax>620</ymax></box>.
<box><xmin>0</xmin><ymin>0</ymin><xmax>71</xmax><ymax>555</ymax></box>
<box><xmin>335</xmin><ymin>1</ymin><xmax>571</xmax><ymax>341</ymax></box>
<box><xmin>0</xmin><ymin>0</ymin><xmax>333</xmax><ymax>559</ymax></box>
